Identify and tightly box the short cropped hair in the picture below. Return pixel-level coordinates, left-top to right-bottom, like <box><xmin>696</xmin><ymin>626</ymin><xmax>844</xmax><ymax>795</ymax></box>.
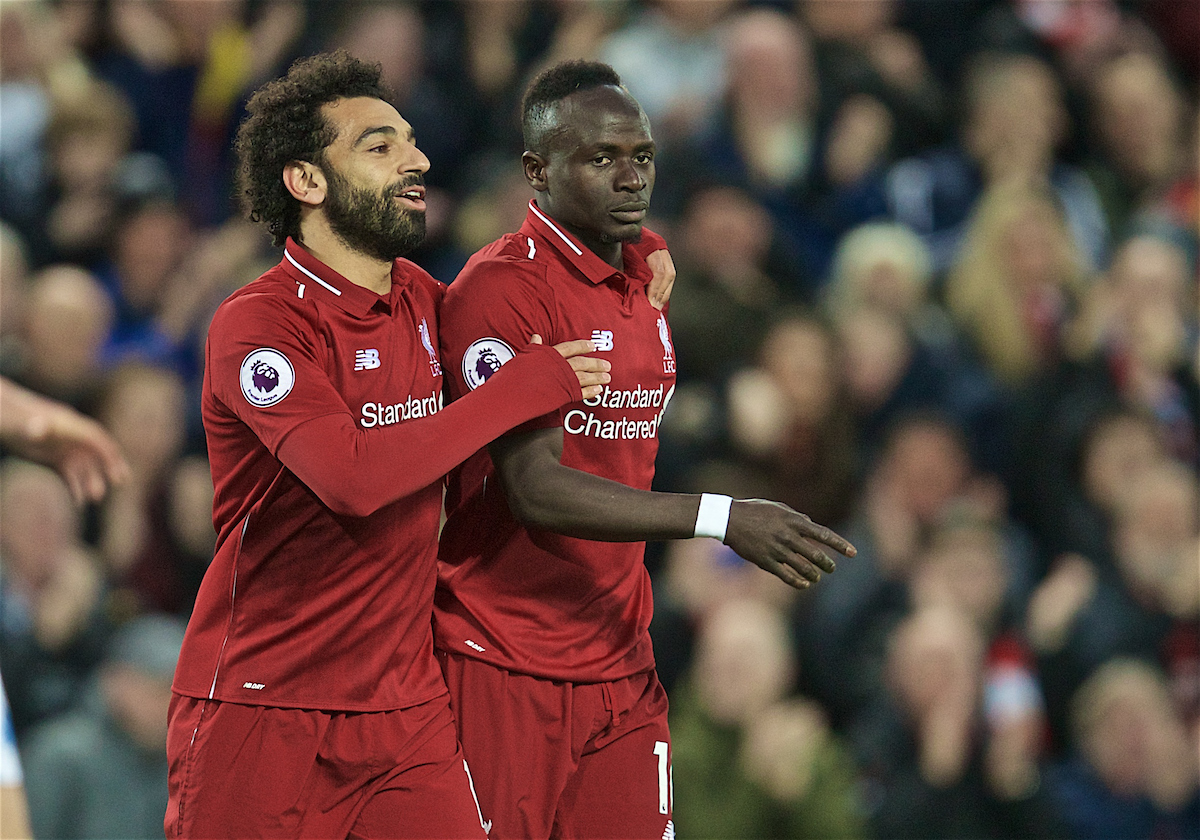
<box><xmin>234</xmin><ymin>50</ymin><xmax>393</xmax><ymax>247</ymax></box>
<box><xmin>521</xmin><ymin>60</ymin><xmax>623</xmax><ymax>154</ymax></box>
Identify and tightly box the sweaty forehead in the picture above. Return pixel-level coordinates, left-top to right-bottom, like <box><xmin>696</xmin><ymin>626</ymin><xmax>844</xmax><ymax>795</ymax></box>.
<box><xmin>551</xmin><ymin>86</ymin><xmax>651</xmax><ymax>148</ymax></box>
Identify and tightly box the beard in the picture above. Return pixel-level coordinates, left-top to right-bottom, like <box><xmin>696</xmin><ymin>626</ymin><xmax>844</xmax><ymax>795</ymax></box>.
<box><xmin>323</xmin><ymin>166</ymin><xmax>426</xmax><ymax>262</ymax></box>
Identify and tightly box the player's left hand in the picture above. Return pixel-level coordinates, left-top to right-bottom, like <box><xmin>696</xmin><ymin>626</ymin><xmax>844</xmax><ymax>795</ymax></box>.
<box><xmin>647</xmin><ymin>249</ymin><xmax>675</xmax><ymax>310</ymax></box>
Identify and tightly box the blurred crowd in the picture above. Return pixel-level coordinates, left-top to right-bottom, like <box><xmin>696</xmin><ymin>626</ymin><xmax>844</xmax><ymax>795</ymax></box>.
<box><xmin>0</xmin><ymin>0</ymin><xmax>1196</xmax><ymax>838</ymax></box>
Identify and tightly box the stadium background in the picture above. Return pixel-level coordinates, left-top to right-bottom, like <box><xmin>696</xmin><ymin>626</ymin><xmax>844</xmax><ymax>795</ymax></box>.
<box><xmin>0</xmin><ymin>0</ymin><xmax>1197</xmax><ymax>837</ymax></box>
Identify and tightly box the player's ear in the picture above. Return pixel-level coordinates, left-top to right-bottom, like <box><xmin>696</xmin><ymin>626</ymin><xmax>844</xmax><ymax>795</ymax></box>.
<box><xmin>523</xmin><ymin>152</ymin><xmax>549</xmax><ymax>193</ymax></box>
<box><xmin>283</xmin><ymin>160</ymin><xmax>327</xmax><ymax>207</ymax></box>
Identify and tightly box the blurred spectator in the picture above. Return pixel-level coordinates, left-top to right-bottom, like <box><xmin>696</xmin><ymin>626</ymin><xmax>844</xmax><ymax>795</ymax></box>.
<box><xmin>796</xmin><ymin>0</ymin><xmax>947</xmax><ymax>157</ymax></box>
<box><xmin>37</xmin><ymin>79</ymin><xmax>173</xmax><ymax>270</ymax></box>
<box><xmin>95</xmin><ymin>0</ymin><xmax>304</xmax><ymax>223</ymax></box>
<box><xmin>666</xmin><ymin>184</ymin><xmax>807</xmax><ymax>387</ymax></box>
<box><xmin>9</xmin><ymin>264</ymin><xmax>113</xmax><ymax>413</ymax></box>
<box><xmin>600</xmin><ymin>0</ymin><xmax>736</xmax><ymax>144</ymax></box>
<box><xmin>95</xmin><ymin>364</ymin><xmax>192</xmax><ymax>615</ymax></box>
<box><xmin>722</xmin><ymin>309</ymin><xmax>858</xmax><ymax>529</ymax></box>
<box><xmin>1026</xmin><ymin>459</ymin><xmax>1199</xmax><ymax>756</ymax></box>
<box><xmin>669</xmin><ymin>597</ymin><xmax>865</xmax><ymax>839</ymax></box>
<box><xmin>94</xmin><ymin>199</ymin><xmax>196</xmax><ymax>375</ymax></box>
<box><xmin>886</xmin><ymin>50</ymin><xmax>1108</xmax><ymax>271</ymax></box>
<box><xmin>909</xmin><ymin>518</ymin><xmax>1048</xmax><ymax>799</ymax></box>
<box><xmin>1084</xmin><ymin>49</ymin><xmax>1193</xmax><ymax>239</ymax></box>
<box><xmin>1065</xmin><ymin>231</ymin><xmax>1198</xmax><ymax>463</ymax></box>
<box><xmin>944</xmin><ymin>181</ymin><xmax>1090</xmax><ymax>391</ymax></box>
<box><xmin>0</xmin><ymin>223</ymin><xmax>30</xmax><ymax>374</ymax></box>
<box><xmin>659</xmin><ymin>7</ymin><xmax>874</xmax><ymax>286</ymax></box>
<box><xmin>824</xmin><ymin>221</ymin><xmax>1010</xmax><ymax>475</ymax></box>
<box><xmin>796</xmin><ymin>411</ymin><xmax>1014</xmax><ymax>724</ymax></box>
<box><xmin>0</xmin><ymin>460</ymin><xmax>112</xmax><ymax>739</ymax></box>
<box><xmin>851</xmin><ymin>605</ymin><xmax>1066</xmax><ymax>839</ymax></box>
<box><xmin>1045</xmin><ymin>658</ymin><xmax>1200</xmax><ymax>840</ymax></box>
<box><xmin>20</xmin><ymin>613</ymin><xmax>185</xmax><ymax>840</ymax></box>
<box><xmin>1022</xmin><ymin>406</ymin><xmax>1171</xmax><ymax>574</ymax></box>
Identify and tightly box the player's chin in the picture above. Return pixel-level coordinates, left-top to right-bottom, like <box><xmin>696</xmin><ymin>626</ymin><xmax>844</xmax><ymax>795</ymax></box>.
<box><xmin>599</xmin><ymin>224</ymin><xmax>643</xmax><ymax>245</ymax></box>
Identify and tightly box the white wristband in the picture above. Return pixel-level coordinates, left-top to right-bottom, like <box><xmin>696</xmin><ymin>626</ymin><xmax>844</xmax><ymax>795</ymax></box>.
<box><xmin>694</xmin><ymin>493</ymin><xmax>733</xmax><ymax>542</ymax></box>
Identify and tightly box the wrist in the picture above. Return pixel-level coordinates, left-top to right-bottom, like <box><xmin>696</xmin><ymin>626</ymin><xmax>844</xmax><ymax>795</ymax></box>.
<box><xmin>694</xmin><ymin>493</ymin><xmax>733</xmax><ymax>542</ymax></box>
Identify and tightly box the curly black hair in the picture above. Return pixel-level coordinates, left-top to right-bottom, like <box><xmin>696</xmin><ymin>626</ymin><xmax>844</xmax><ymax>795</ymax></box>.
<box><xmin>521</xmin><ymin>60</ymin><xmax>623</xmax><ymax>155</ymax></box>
<box><xmin>234</xmin><ymin>50</ymin><xmax>394</xmax><ymax>247</ymax></box>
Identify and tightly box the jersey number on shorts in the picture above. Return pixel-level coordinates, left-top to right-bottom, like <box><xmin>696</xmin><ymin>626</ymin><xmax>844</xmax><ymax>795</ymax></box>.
<box><xmin>654</xmin><ymin>740</ymin><xmax>672</xmax><ymax>815</ymax></box>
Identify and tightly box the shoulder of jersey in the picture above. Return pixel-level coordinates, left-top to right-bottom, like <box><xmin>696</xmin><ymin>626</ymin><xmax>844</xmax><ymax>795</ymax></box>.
<box><xmin>453</xmin><ymin>235</ymin><xmax>545</xmax><ymax>292</ymax></box>
<box><xmin>213</xmin><ymin>269</ymin><xmax>311</xmax><ymax>327</ymax></box>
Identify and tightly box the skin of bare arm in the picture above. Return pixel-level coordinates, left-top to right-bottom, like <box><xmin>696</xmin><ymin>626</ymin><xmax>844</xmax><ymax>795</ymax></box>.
<box><xmin>490</xmin><ymin>426</ymin><xmax>855</xmax><ymax>589</ymax></box>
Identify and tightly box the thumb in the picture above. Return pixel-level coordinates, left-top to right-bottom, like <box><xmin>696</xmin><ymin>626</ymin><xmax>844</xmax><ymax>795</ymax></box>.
<box><xmin>529</xmin><ymin>334</ymin><xmax>543</xmax><ymax>345</ymax></box>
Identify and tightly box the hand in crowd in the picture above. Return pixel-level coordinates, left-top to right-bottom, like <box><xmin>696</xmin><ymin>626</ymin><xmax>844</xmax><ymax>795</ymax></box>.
<box><xmin>0</xmin><ymin>377</ymin><xmax>129</xmax><ymax>504</ymax></box>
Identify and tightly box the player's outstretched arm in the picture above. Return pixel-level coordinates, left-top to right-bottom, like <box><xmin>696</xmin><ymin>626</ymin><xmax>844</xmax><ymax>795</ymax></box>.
<box><xmin>489</xmin><ymin>427</ymin><xmax>855</xmax><ymax>589</ymax></box>
<box><xmin>0</xmin><ymin>376</ymin><xmax>130</xmax><ymax>504</ymax></box>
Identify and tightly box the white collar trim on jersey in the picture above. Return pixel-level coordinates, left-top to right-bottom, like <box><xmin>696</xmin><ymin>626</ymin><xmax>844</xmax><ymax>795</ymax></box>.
<box><xmin>284</xmin><ymin>247</ymin><xmax>343</xmax><ymax>296</ymax></box>
<box><xmin>528</xmin><ymin>201</ymin><xmax>583</xmax><ymax>256</ymax></box>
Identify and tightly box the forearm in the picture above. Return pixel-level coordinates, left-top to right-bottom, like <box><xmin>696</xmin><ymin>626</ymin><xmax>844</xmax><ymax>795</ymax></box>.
<box><xmin>0</xmin><ymin>378</ymin><xmax>47</xmax><ymax>440</ymax></box>
<box><xmin>279</xmin><ymin>346</ymin><xmax>578</xmax><ymax>517</ymax></box>
<box><xmin>500</xmin><ymin>458</ymin><xmax>700</xmax><ymax>541</ymax></box>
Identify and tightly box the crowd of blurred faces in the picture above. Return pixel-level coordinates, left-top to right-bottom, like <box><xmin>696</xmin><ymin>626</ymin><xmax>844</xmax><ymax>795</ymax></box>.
<box><xmin>0</xmin><ymin>1</ymin><xmax>1196</xmax><ymax>838</ymax></box>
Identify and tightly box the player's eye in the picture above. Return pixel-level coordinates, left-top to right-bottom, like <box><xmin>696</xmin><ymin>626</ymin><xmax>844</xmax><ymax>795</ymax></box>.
<box><xmin>592</xmin><ymin>155</ymin><xmax>612</xmax><ymax>166</ymax></box>
<box><xmin>635</xmin><ymin>153</ymin><xmax>654</xmax><ymax>164</ymax></box>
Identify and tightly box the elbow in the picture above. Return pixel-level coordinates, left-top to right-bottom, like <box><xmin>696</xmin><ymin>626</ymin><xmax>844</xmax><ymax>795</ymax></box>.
<box><xmin>502</xmin><ymin>484</ymin><xmax>559</xmax><ymax>530</ymax></box>
<box><xmin>316</xmin><ymin>477</ymin><xmax>385</xmax><ymax>518</ymax></box>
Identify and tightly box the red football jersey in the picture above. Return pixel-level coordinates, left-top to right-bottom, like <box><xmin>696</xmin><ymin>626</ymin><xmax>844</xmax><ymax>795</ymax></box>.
<box><xmin>435</xmin><ymin>202</ymin><xmax>677</xmax><ymax>683</ymax></box>
<box><xmin>173</xmin><ymin>240</ymin><xmax>579</xmax><ymax>711</ymax></box>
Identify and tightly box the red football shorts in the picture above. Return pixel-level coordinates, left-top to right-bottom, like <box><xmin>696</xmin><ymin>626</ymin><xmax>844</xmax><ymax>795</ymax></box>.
<box><xmin>165</xmin><ymin>693</ymin><xmax>489</xmax><ymax>839</ymax></box>
<box><xmin>438</xmin><ymin>651</ymin><xmax>674</xmax><ymax>840</ymax></box>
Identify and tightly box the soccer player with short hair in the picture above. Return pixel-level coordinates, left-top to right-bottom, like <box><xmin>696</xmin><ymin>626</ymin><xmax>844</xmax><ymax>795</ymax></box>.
<box><xmin>164</xmin><ymin>51</ymin><xmax>620</xmax><ymax>839</ymax></box>
<box><xmin>435</xmin><ymin>60</ymin><xmax>857</xmax><ymax>840</ymax></box>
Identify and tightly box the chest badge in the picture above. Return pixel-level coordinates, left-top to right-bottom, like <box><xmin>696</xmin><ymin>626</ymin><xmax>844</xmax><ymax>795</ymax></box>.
<box><xmin>657</xmin><ymin>314</ymin><xmax>676</xmax><ymax>374</ymax></box>
<box><xmin>419</xmin><ymin>317</ymin><xmax>442</xmax><ymax>376</ymax></box>
<box><xmin>591</xmin><ymin>329</ymin><xmax>614</xmax><ymax>351</ymax></box>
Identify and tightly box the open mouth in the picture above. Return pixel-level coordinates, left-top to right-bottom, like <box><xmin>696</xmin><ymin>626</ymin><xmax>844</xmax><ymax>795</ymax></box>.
<box><xmin>394</xmin><ymin>185</ymin><xmax>427</xmax><ymax>210</ymax></box>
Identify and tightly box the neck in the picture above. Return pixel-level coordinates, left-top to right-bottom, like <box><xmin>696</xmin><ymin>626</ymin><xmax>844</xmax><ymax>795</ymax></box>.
<box><xmin>543</xmin><ymin>207</ymin><xmax>624</xmax><ymax>271</ymax></box>
<box><xmin>296</xmin><ymin>215</ymin><xmax>393</xmax><ymax>295</ymax></box>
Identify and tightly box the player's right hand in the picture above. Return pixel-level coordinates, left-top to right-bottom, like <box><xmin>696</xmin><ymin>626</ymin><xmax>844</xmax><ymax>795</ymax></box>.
<box><xmin>531</xmin><ymin>335</ymin><xmax>611</xmax><ymax>400</ymax></box>
<box><xmin>723</xmin><ymin>499</ymin><xmax>857</xmax><ymax>590</ymax></box>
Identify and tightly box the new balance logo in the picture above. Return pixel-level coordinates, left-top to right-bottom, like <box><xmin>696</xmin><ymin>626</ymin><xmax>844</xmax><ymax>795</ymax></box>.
<box><xmin>242</xmin><ymin>682</ymin><xmax>265</xmax><ymax>690</ymax></box>
<box><xmin>591</xmin><ymin>329</ymin><xmax>614</xmax><ymax>351</ymax></box>
<box><xmin>465</xmin><ymin>639</ymin><xmax>486</xmax><ymax>652</ymax></box>
<box><xmin>662</xmin><ymin>820</ymin><xmax>675</xmax><ymax>840</ymax></box>
<box><xmin>355</xmin><ymin>349</ymin><xmax>381</xmax><ymax>370</ymax></box>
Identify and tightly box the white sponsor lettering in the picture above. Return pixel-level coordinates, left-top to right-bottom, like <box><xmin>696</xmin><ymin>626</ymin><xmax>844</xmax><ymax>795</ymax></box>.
<box><xmin>360</xmin><ymin>389</ymin><xmax>444</xmax><ymax>428</ymax></box>
<box><xmin>566</xmin><ymin>384</ymin><xmax>674</xmax><ymax>440</ymax></box>
<box><xmin>583</xmin><ymin>384</ymin><xmax>664</xmax><ymax>409</ymax></box>
<box><xmin>564</xmin><ymin>410</ymin><xmax>663</xmax><ymax>440</ymax></box>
